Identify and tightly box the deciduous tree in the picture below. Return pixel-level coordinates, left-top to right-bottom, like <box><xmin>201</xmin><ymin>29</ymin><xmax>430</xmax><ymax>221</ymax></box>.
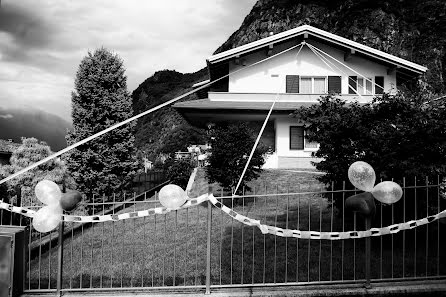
<box><xmin>292</xmin><ymin>90</ymin><xmax>446</xmax><ymax>217</ymax></box>
<box><xmin>206</xmin><ymin>122</ymin><xmax>268</xmax><ymax>193</ymax></box>
<box><xmin>0</xmin><ymin>137</ymin><xmax>75</xmax><ymax>207</ymax></box>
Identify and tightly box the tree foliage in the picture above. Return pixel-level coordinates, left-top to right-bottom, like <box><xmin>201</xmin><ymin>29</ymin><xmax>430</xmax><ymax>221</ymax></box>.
<box><xmin>159</xmin><ymin>125</ymin><xmax>206</xmax><ymax>155</ymax></box>
<box><xmin>206</xmin><ymin>123</ymin><xmax>268</xmax><ymax>193</ymax></box>
<box><xmin>292</xmin><ymin>90</ymin><xmax>446</xmax><ymax>184</ymax></box>
<box><xmin>65</xmin><ymin>48</ymin><xmax>136</xmax><ymax>198</ymax></box>
<box><xmin>0</xmin><ymin>137</ymin><xmax>75</xmax><ymax>207</ymax></box>
<box><xmin>162</xmin><ymin>158</ymin><xmax>195</xmax><ymax>189</ymax></box>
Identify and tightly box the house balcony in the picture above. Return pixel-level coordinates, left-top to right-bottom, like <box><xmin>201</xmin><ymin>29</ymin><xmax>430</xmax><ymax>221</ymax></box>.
<box><xmin>208</xmin><ymin>92</ymin><xmax>376</xmax><ymax>104</ymax></box>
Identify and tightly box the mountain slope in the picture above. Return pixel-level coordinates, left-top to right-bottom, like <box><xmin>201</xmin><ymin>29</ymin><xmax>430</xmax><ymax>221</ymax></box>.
<box><xmin>132</xmin><ymin>0</ymin><xmax>446</xmax><ymax>159</ymax></box>
<box><xmin>131</xmin><ymin>68</ymin><xmax>208</xmax><ymax>159</ymax></box>
<box><xmin>0</xmin><ymin>107</ymin><xmax>72</xmax><ymax>151</ymax></box>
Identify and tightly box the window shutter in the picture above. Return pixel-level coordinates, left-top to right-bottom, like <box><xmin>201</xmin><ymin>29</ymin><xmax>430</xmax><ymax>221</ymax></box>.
<box><xmin>375</xmin><ymin>76</ymin><xmax>384</xmax><ymax>94</ymax></box>
<box><xmin>290</xmin><ymin>126</ymin><xmax>304</xmax><ymax>150</ymax></box>
<box><xmin>286</xmin><ymin>75</ymin><xmax>299</xmax><ymax>93</ymax></box>
<box><xmin>348</xmin><ymin>76</ymin><xmax>357</xmax><ymax>94</ymax></box>
<box><xmin>328</xmin><ymin>76</ymin><xmax>341</xmax><ymax>93</ymax></box>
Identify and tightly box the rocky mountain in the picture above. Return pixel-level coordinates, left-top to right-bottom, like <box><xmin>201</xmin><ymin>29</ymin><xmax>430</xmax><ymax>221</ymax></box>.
<box><xmin>132</xmin><ymin>0</ymin><xmax>446</xmax><ymax>159</ymax></box>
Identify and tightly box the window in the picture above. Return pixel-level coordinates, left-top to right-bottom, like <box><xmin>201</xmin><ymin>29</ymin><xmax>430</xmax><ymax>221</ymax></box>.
<box><xmin>290</xmin><ymin>126</ymin><xmax>304</xmax><ymax>150</ymax></box>
<box><xmin>286</xmin><ymin>75</ymin><xmax>299</xmax><ymax>93</ymax></box>
<box><xmin>357</xmin><ymin>77</ymin><xmax>364</xmax><ymax>94</ymax></box>
<box><xmin>375</xmin><ymin>76</ymin><xmax>384</xmax><ymax>94</ymax></box>
<box><xmin>366</xmin><ymin>78</ymin><xmax>373</xmax><ymax>94</ymax></box>
<box><xmin>328</xmin><ymin>76</ymin><xmax>341</xmax><ymax>93</ymax></box>
<box><xmin>314</xmin><ymin>78</ymin><xmax>326</xmax><ymax>93</ymax></box>
<box><xmin>299</xmin><ymin>77</ymin><xmax>326</xmax><ymax>94</ymax></box>
<box><xmin>348</xmin><ymin>76</ymin><xmax>357</xmax><ymax>94</ymax></box>
<box><xmin>300</xmin><ymin>77</ymin><xmax>312</xmax><ymax>93</ymax></box>
<box><xmin>350</xmin><ymin>76</ymin><xmax>376</xmax><ymax>95</ymax></box>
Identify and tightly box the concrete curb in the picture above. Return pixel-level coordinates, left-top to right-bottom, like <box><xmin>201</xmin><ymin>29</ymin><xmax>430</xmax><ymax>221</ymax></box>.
<box><xmin>21</xmin><ymin>279</ymin><xmax>446</xmax><ymax>297</ymax></box>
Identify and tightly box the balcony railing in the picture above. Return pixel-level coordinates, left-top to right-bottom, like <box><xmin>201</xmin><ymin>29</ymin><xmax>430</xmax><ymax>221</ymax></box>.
<box><xmin>209</xmin><ymin>92</ymin><xmax>375</xmax><ymax>103</ymax></box>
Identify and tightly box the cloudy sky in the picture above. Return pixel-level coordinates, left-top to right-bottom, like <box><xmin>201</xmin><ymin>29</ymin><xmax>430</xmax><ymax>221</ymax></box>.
<box><xmin>0</xmin><ymin>0</ymin><xmax>256</xmax><ymax>122</ymax></box>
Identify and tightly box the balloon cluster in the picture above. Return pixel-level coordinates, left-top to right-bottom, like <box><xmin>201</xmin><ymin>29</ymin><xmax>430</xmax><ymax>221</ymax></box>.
<box><xmin>158</xmin><ymin>184</ymin><xmax>188</xmax><ymax>209</ymax></box>
<box><xmin>346</xmin><ymin>161</ymin><xmax>403</xmax><ymax>218</ymax></box>
<box><xmin>33</xmin><ymin>180</ymin><xmax>82</xmax><ymax>233</ymax></box>
<box><xmin>348</xmin><ymin>161</ymin><xmax>403</xmax><ymax>205</ymax></box>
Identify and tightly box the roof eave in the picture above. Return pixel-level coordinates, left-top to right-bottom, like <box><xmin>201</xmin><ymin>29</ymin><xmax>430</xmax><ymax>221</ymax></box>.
<box><xmin>208</xmin><ymin>25</ymin><xmax>427</xmax><ymax>75</ymax></box>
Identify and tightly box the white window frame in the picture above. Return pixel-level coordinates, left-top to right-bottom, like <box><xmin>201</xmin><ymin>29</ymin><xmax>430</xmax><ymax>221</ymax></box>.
<box><xmin>351</xmin><ymin>76</ymin><xmax>374</xmax><ymax>95</ymax></box>
<box><xmin>299</xmin><ymin>76</ymin><xmax>327</xmax><ymax>94</ymax></box>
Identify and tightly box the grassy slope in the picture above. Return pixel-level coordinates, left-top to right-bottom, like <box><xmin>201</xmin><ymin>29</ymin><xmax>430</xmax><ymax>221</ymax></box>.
<box><xmin>27</xmin><ymin>169</ymin><xmax>443</xmax><ymax>290</ymax></box>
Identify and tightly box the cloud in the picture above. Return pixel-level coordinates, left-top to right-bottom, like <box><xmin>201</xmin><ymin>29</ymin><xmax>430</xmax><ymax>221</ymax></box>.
<box><xmin>0</xmin><ymin>0</ymin><xmax>257</xmax><ymax>122</ymax></box>
<box><xmin>0</xmin><ymin>2</ymin><xmax>54</xmax><ymax>49</ymax></box>
<box><xmin>0</xmin><ymin>114</ymin><xmax>13</xmax><ymax>119</ymax></box>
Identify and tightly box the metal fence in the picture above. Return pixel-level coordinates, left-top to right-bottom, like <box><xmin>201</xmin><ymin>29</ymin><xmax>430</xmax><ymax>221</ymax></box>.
<box><xmin>1</xmin><ymin>176</ymin><xmax>445</xmax><ymax>294</ymax></box>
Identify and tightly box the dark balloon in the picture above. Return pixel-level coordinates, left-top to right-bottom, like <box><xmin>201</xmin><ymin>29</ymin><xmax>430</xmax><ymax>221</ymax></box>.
<box><xmin>345</xmin><ymin>192</ymin><xmax>376</xmax><ymax>218</ymax></box>
<box><xmin>59</xmin><ymin>190</ymin><xmax>82</xmax><ymax>212</ymax></box>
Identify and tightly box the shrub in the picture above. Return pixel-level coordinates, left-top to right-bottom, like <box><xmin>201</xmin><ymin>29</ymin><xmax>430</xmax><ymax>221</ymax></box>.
<box><xmin>0</xmin><ymin>137</ymin><xmax>76</xmax><ymax>208</ymax></box>
<box><xmin>206</xmin><ymin>122</ymin><xmax>269</xmax><ymax>194</ymax></box>
<box><xmin>164</xmin><ymin>158</ymin><xmax>194</xmax><ymax>189</ymax></box>
<box><xmin>292</xmin><ymin>90</ymin><xmax>446</xmax><ymax>220</ymax></box>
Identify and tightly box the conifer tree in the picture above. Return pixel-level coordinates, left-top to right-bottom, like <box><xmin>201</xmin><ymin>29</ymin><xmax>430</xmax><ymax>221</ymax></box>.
<box><xmin>65</xmin><ymin>48</ymin><xmax>136</xmax><ymax>198</ymax></box>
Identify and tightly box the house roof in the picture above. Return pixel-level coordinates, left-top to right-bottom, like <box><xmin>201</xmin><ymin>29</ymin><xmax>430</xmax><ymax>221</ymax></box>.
<box><xmin>208</xmin><ymin>25</ymin><xmax>427</xmax><ymax>74</ymax></box>
<box><xmin>173</xmin><ymin>99</ymin><xmax>316</xmax><ymax>111</ymax></box>
<box><xmin>0</xmin><ymin>139</ymin><xmax>20</xmax><ymax>153</ymax></box>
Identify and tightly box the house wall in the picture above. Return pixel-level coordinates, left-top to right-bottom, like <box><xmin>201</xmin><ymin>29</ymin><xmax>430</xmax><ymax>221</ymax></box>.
<box><xmin>227</xmin><ymin>39</ymin><xmax>397</xmax><ymax>97</ymax></box>
<box><xmin>275</xmin><ymin>116</ymin><xmax>313</xmax><ymax>158</ymax></box>
<box><xmin>274</xmin><ymin>116</ymin><xmax>322</xmax><ymax>169</ymax></box>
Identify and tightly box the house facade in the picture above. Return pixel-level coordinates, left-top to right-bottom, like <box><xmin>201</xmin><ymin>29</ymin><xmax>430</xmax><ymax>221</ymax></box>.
<box><xmin>174</xmin><ymin>25</ymin><xmax>427</xmax><ymax>169</ymax></box>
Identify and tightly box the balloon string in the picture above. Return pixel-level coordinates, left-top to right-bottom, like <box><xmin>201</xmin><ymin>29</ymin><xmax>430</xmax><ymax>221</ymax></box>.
<box><xmin>305</xmin><ymin>43</ymin><xmax>367</xmax><ymax>99</ymax></box>
<box><xmin>306</xmin><ymin>42</ymin><xmax>384</xmax><ymax>92</ymax></box>
<box><xmin>233</xmin><ymin>43</ymin><xmax>304</xmax><ymax>195</ymax></box>
<box><xmin>0</xmin><ymin>43</ymin><xmax>303</xmax><ymax>186</ymax></box>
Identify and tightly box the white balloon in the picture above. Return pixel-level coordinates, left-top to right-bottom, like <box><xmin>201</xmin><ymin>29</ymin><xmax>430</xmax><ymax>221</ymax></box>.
<box><xmin>35</xmin><ymin>180</ymin><xmax>62</xmax><ymax>206</ymax></box>
<box><xmin>32</xmin><ymin>204</ymin><xmax>62</xmax><ymax>233</ymax></box>
<box><xmin>348</xmin><ymin>161</ymin><xmax>376</xmax><ymax>192</ymax></box>
<box><xmin>372</xmin><ymin>181</ymin><xmax>403</xmax><ymax>205</ymax></box>
<box><xmin>158</xmin><ymin>184</ymin><xmax>187</xmax><ymax>210</ymax></box>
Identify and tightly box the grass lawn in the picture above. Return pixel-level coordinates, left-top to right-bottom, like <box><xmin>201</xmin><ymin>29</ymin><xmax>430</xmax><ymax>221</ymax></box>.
<box><xmin>26</xmin><ymin>169</ymin><xmax>445</xmax><ymax>290</ymax></box>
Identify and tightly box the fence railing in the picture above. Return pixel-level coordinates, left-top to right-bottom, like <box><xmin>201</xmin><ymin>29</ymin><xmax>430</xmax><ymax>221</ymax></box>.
<box><xmin>1</xmin><ymin>176</ymin><xmax>445</xmax><ymax>294</ymax></box>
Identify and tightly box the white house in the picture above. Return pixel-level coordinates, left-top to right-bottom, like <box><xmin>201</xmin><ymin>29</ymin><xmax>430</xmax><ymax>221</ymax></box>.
<box><xmin>173</xmin><ymin>25</ymin><xmax>427</xmax><ymax>169</ymax></box>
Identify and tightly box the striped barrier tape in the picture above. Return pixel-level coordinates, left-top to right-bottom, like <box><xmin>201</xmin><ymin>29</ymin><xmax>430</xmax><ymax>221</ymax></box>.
<box><xmin>206</xmin><ymin>194</ymin><xmax>446</xmax><ymax>240</ymax></box>
<box><xmin>0</xmin><ymin>193</ymin><xmax>208</xmax><ymax>222</ymax></box>
<box><xmin>1</xmin><ymin>194</ymin><xmax>445</xmax><ymax>239</ymax></box>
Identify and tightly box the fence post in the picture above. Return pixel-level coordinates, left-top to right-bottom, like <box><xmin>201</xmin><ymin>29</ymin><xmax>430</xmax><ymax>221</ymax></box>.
<box><xmin>364</xmin><ymin>217</ymin><xmax>371</xmax><ymax>289</ymax></box>
<box><xmin>56</xmin><ymin>182</ymin><xmax>66</xmax><ymax>296</ymax></box>
<box><xmin>205</xmin><ymin>186</ymin><xmax>213</xmax><ymax>295</ymax></box>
